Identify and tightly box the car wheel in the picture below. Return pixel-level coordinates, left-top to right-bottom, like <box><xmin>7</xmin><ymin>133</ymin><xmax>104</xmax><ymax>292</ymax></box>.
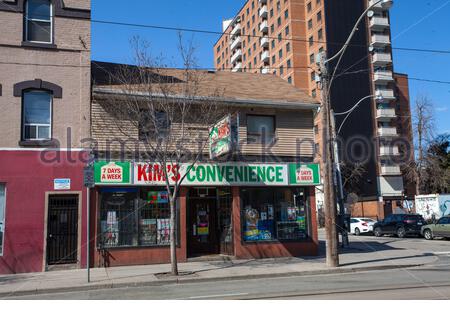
<box><xmin>423</xmin><ymin>229</ymin><xmax>433</xmax><ymax>240</ymax></box>
<box><xmin>374</xmin><ymin>227</ymin><xmax>382</xmax><ymax>237</ymax></box>
<box><xmin>355</xmin><ymin>228</ymin><xmax>361</xmax><ymax>236</ymax></box>
<box><xmin>397</xmin><ymin>227</ymin><xmax>406</xmax><ymax>238</ymax></box>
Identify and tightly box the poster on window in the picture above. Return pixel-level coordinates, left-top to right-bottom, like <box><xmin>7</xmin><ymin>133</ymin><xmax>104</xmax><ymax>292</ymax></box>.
<box><xmin>157</xmin><ymin>219</ymin><xmax>170</xmax><ymax>245</ymax></box>
<box><xmin>139</xmin><ymin>219</ymin><xmax>157</xmax><ymax>245</ymax></box>
<box><xmin>102</xmin><ymin>211</ymin><xmax>119</xmax><ymax>247</ymax></box>
<box><xmin>197</xmin><ymin>210</ymin><xmax>209</xmax><ymax>235</ymax></box>
<box><xmin>147</xmin><ymin>191</ymin><xmax>169</xmax><ymax>204</ymax></box>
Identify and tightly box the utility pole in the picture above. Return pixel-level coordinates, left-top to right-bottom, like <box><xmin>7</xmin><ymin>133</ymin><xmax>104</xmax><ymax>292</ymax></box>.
<box><xmin>319</xmin><ymin>53</ymin><xmax>339</xmax><ymax>268</ymax></box>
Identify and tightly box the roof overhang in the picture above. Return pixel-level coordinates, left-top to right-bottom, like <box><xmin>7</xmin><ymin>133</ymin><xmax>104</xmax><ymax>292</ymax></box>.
<box><xmin>93</xmin><ymin>87</ymin><xmax>320</xmax><ymax>111</ymax></box>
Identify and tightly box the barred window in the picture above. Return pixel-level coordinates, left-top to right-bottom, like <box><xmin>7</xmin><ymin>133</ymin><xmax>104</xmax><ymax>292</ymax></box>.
<box><xmin>98</xmin><ymin>188</ymin><xmax>178</xmax><ymax>248</ymax></box>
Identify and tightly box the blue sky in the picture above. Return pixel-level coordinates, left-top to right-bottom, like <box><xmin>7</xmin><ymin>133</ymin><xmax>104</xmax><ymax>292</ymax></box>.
<box><xmin>92</xmin><ymin>0</ymin><xmax>450</xmax><ymax>135</ymax></box>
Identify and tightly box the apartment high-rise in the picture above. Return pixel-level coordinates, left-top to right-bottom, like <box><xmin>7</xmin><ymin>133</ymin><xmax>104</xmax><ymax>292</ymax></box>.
<box><xmin>214</xmin><ymin>0</ymin><xmax>415</xmax><ymax>218</ymax></box>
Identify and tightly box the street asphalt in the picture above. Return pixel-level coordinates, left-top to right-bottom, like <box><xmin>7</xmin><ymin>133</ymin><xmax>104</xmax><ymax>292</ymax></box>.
<box><xmin>5</xmin><ymin>234</ymin><xmax>450</xmax><ymax>300</ymax></box>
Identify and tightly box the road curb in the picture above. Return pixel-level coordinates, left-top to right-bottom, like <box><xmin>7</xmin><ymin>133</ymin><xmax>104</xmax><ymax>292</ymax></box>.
<box><xmin>0</xmin><ymin>263</ymin><xmax>425</xmax><ymax>298</ymax></box>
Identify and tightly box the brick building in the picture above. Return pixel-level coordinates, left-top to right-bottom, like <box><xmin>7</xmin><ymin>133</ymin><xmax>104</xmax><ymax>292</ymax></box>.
<box><xmin>90</xmin><ymin>63</ymin><xmax>321</xmax><ymax>267</ymax></box>
<box><xmin>0</xmin><ymin>0</ymin><xmax>91</xmax><ymax>274</ymax></box>
<box><xmin>213</xmin><ymin>0</ymin><xmax>415</xmax><ymax>219</ymax></box>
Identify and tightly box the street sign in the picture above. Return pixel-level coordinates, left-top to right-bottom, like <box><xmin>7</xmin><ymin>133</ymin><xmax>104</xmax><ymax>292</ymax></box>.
<box><xmin>83</xmin><ymin>166</ymin><xmax>95</xmax><ymax>188</ymax></box>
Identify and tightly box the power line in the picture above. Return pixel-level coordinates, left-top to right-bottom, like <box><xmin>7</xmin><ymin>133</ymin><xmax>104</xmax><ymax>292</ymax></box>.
<box><xmin>1</xmin><ymin>60</ymin><xmax>449</xmax><ymax>87</ymax></box>
<box><xmin>90</xmin><ymin>19</ymin><xmax>450</xmax><ymax>55</ymax></box>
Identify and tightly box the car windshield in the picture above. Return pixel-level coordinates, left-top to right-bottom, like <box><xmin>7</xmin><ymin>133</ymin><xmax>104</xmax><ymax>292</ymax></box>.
<box><xmin>361</xmin><ymin>218</ymin><xmax>375</xmax><ymax>222</ymax></box>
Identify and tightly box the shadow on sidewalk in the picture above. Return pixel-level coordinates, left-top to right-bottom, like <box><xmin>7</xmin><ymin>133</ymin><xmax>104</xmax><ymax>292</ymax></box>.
<box><xmin>339</xmin><ymin>252</ymin><xmax>435</xmax><ymax>267</ymax></box>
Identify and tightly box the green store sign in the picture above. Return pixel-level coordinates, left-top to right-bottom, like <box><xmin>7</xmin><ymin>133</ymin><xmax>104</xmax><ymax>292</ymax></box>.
<box><xmin>288</xmin><ymin>163</ymin><xmax>321</xmax><ymax>186</ymax></box>
<box><xmin>94</xmin><ymin>161</ymin><xmax>320</xmax><ymax>186</ymax></box>
<box><xmin>94</xmin><ymin>161</ymin><xmax>131</xmax><ymax>184</ymax></box>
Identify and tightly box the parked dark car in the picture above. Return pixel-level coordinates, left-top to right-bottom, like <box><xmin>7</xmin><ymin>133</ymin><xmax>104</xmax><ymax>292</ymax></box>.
<box><xmin>373</xmin><ymin>214</ymin><xmax>426</xmax><ymax>238</ymax></box>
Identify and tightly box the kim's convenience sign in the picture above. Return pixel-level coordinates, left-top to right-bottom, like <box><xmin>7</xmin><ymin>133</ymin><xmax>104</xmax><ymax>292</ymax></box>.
<box><xmin>93</xmin><ymin>161</ymin><xmax>320</xmax><ymax>186</ymax></box>
<box><xmin>134</xmin><ymin>162</ymin><xmax>288</xmax><ymax>186</ymax></box>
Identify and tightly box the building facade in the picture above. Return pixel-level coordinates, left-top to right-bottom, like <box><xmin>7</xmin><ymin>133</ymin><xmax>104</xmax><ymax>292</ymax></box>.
<box><xmin>0</xmin><ymin>0</ymin><xmax>91</xmax><ymax>274</ymax></box>
<box><xmin>213</xmin><ymin>0</ymin><xmax>415</xmax><ymax>219</ymax></box>
<box><xmin>89</xmin><ymin>63</ymin><xmax>321</xmax><ymax>267</ymax></box>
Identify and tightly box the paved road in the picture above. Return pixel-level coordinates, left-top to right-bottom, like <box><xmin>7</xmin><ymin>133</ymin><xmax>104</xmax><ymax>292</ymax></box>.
<box><xmin>8</xmin><ymin>235</ymin><xmax>450</xmax><ymax>300</ymax></box>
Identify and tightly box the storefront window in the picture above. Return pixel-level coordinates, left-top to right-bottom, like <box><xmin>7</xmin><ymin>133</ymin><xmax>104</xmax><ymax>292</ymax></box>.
<box><xmin>98</xmin><ymin>187</ymin><xmax>176</xmax><ymax>248</ymax></box>
<box><xmin>241</xmin><ymin>187</ymin><xmax>310</xmax><ymax>242</ymax></box>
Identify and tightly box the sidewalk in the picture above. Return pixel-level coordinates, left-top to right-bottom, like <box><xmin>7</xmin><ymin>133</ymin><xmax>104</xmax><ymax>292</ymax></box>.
<box><xmin>0</xmin><ymin>235</ymin><xmax>438</xmax><ymax>298</ymax></box>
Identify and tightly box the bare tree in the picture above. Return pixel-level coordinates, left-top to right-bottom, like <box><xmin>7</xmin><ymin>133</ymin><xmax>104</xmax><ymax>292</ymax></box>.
<box><xmin>93</xmin><ymin>37</ymin><xmax>227</xmax><ymax>275</ymax></box>
<box><xmin>423</xmin><ymin>134</ymin><xmax>450</xmax><ymax>194</ymax></box>
<box><xmin>340</xmin><ymin>161</ymin><xmax>367</xmax><ymax>196</ymax></box>
<box><xmin>405</xmin><ymin>95</ymin><xmax>436</xmax><ymax>194</ymax></box>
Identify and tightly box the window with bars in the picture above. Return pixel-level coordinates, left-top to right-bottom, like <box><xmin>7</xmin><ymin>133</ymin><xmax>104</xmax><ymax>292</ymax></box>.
<box><xmin>98</xmin><ymin>188</ymin><xmax>178</xmax><ymax>248</ymax></box>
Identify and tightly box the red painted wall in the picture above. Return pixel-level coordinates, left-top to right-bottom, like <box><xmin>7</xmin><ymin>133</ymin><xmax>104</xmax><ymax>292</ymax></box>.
<box><xmin>0</xmin><ymin>150</ymin><xmax>88</xmax><ymax>274</ymax></box>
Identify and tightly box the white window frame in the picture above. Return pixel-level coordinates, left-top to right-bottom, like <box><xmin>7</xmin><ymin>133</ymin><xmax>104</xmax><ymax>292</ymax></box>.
<box><xmin>0</xmin><ymin>184</ymin><xmax>6</xmax><ymax>257</ymax></box>
<box><xmin>25</xmin><ymin>0</ymin><xmax>53</xmax><ymax>44</ymax></box>
<box><xmin>23</xmin><ymin>90</ymin><xmax>52</xmax><ymax>141</ymax></box>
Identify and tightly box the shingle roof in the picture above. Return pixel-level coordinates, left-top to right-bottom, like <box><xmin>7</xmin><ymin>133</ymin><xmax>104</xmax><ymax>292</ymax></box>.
<box><xmin>92</xmin><ymin>61</ymin><xmax>319</xmax><ymax>107</ymax></box>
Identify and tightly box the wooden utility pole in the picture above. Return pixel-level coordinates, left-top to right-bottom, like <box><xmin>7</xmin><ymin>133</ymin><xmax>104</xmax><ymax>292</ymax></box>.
<box><xmin>319</xmin><ymin>53</ymin><xmax>339</xmax><ymax>268</ymax></box>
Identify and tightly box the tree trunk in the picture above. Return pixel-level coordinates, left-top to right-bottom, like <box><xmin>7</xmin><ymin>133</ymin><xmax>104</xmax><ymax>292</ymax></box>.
<box><xmin>169</xmin><ymin>198</ymin><xmax>178</xmax><ymax>276</ymax></box>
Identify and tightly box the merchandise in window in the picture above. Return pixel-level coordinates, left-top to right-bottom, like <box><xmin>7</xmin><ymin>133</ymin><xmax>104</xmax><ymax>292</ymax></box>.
<box><xmin>241</xmin><ymin>188</ymin><xmax>310</xmax><ymax>242</ymax></box>
<box><xmin>98</xmin><ymin>188</ymin><xmax>176</xmax><ymax>248</ymax></box>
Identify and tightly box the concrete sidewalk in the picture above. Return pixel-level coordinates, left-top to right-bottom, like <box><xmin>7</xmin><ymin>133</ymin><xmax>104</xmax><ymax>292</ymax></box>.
<box><xmin>0</xmin><ymin>236</ymin><xmax>438</xmax><ymax>298</ymax></box>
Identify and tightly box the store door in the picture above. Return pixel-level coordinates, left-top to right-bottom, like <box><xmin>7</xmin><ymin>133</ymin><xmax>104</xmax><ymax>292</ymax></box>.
<box><xmin>188</xmin><ymin>198</ymin><xmax>218</xmax><ymax>256</ymax></box>
<box><xmin>384</xmin><ymin>200</ymin><xmax>393</xmax><ymax>217</ymax></box>
<box><xmin>46</xmin><ymin>195</ymin><xmax>79</xmax><ymax>265</ymax></box>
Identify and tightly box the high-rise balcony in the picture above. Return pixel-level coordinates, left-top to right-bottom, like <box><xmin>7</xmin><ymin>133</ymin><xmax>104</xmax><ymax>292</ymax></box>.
<box><xmin>379</xmin><ymin>145</ymin><xmax>400</xmax><ymax>157</ymax></box>
<box><xmin>261</xmin><ymin>50</ymin><xmax>270</xmax><ymax>63</ymax></box>
<box><xmin>230</xmin><ymin>36</ymin><xmax>242</xmax><ymax>51</ymax></box>
<box><xmin>374</xmin><ymin>70</ymin><xmax>394</xmax><ymax>84</ymax></box>
<box><xmin>376</xmin><ymin>88</ymin><xmax>396</xmax><ymax>100</ymax></box>
<box><xmin>231</xmin><ymin>49</ymin><xmax>242</xmax><ymax>64</ymax></box>
<box><xmin>369</xmin><ymin>0</ymin><xmax>393</xmax><ymax>11</ymax></box>
<box><xmin>231</xmin><ymin>23</ymin><xmax>241</xmax><ymax>36</ymax></box>
<box><xmin>372</xmin><ymin>52</ymin><xmax>392</xmax><ymax>66</ymax></box>
<box><xmin>378</xmin><ymin>126</ymin><xmax>398</xmax><ymax>137</ymax></box>
<box><xmin>259</xmin><ymin>20</ymin><xmax>268</xmax><ymax>33</ymax></box>
<box><xmin>369</xmin><ymin>16</ymin><xmax>390</xmax><ymax>31</ymax></box>
<box><xmin>232</xmin><ymin>62</ymin><xmax>242</xmax><ymax>73</ymax></box>
<box><xmin>371</xmin><ymin>34</ymin><xmax>390</xmax><ymax>47</ymax></box>
<box><xmin>259</xmin><ymin>5</ymin><xmax>268</xmax><ymax>18</ymax></box>
<box><xmin>260</xmin><ymin>36</ymin><xmax>269</xmax><ymax>48</ymax></box>
<box><xmin>380</xmin><ymin>165</ymin><xmax>401</xmax><ymax>176</ymax></box>
<box><xmin>376</xmin><ymin>107</ymin><xmax>396</xmax><ymax>121</ymax></box>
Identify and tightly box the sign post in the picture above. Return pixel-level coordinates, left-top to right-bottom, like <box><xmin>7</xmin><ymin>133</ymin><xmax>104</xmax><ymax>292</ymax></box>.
<box><xmin>83</xmin><ymin>165</ymin><xmax>95</xmax><ymax>283</ymax></box>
